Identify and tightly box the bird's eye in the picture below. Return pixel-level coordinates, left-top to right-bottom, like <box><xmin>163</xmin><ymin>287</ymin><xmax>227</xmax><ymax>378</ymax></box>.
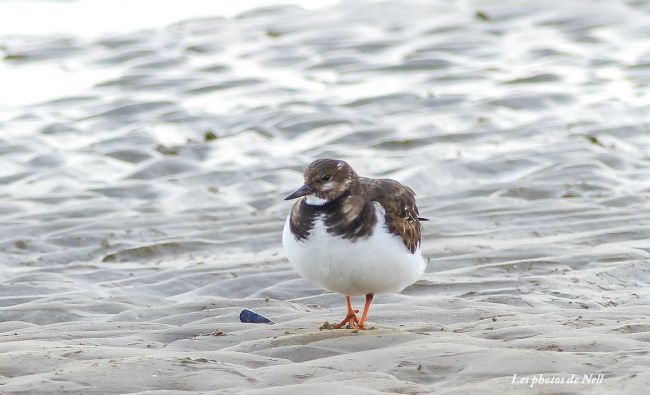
<box><xmin>321</xmin><ymin>175</ymin><xmax>331</xmax><ymax>182</ymax></box>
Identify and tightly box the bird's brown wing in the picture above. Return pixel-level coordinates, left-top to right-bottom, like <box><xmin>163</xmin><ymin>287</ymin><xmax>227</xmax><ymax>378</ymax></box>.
<box><xmin>366</xmin><ymin>178</ymin><xmax>423</xmax><ymax>253</ymax></box>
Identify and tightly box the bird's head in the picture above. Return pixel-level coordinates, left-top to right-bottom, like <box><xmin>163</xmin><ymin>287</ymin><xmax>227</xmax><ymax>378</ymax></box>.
<box><xmin>285</xmin><ymin>158</ymin><xmax>357</xmax><ymax>205</ymax></box>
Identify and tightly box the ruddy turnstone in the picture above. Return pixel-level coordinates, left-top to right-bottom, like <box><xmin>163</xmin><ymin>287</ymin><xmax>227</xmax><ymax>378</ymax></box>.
<box><xmin>282</xmin><ymin>158</ymin><xmax>427</xmax><ymax>329</ymax></box>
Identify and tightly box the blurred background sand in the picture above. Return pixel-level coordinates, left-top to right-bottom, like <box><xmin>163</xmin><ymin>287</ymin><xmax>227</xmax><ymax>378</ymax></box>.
<box><xmin>0</xmin><ymin>0</ymin><xmax>649</xmax><ymax>393</ymax></box>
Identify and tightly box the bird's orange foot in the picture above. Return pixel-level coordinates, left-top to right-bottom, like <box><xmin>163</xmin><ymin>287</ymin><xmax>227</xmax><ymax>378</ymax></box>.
<box><xmin>349</xmin><ymin>294</ymin><xmax>375</xmax><ymax>330</ymax></box>
<box><xmin>332</xmin><ymin>309</ymin><xmax>359</xmax><ymax>329</ymax></box>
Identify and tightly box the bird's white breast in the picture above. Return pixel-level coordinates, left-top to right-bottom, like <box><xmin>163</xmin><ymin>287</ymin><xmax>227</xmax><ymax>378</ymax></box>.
<box><xmin>282</xmin><ymin>203</ymin><xmax>426</xmax><ymax>296</ymax></box>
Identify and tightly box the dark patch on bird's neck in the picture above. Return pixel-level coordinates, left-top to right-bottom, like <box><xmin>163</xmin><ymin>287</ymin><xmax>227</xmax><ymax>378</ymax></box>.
<box><xmin>289</xmin><ymin>189</ymin><xmax>377</xmax><ymax>242</ymax></box>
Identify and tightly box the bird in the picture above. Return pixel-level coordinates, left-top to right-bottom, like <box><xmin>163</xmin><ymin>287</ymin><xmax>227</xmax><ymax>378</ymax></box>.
<box><xmin>282</xmin><ymin>158</ymin><xmax>427</xmax><ymax>329</ymax></box>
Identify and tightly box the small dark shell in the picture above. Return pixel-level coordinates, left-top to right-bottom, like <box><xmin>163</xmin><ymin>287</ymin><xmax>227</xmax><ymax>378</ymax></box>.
<box><xmin>239</xmin><ymin>309</ymin><xmax>275</xmax><ymax>324</ymax></box>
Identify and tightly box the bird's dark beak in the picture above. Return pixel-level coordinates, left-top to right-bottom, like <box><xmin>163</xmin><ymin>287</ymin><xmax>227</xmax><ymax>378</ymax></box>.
<box><xmin>285</xmin><ymin>184</ymin><xmax>313</xmax><ymax>200</ymax></box>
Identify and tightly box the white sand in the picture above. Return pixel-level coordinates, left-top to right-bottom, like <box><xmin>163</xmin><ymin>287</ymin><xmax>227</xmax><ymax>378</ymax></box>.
<box><xmin>1</xmin><ymin>0</ymin><xmax>650</xmax><ymax>393</ymax></box>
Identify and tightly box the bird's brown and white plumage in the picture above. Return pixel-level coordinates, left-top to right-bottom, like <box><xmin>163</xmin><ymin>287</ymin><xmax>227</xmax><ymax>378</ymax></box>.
<box><xmin>282</xmin><ymin>158</ymin><xmax>427</xmax><ymax>329</ymax></box>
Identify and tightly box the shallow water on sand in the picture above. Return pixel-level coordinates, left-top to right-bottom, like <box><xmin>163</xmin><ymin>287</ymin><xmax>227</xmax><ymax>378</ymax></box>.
<box><xmin>1</xmin><ymin>0</ymin><xmax>650</xmax><ymax>393</ymax></box>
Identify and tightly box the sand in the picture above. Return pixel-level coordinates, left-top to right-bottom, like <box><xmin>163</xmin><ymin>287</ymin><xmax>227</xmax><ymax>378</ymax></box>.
<box><xmin>1</xmin><ymin>0</ymin><xmax>650</xmax><ymax>393</ymax></box>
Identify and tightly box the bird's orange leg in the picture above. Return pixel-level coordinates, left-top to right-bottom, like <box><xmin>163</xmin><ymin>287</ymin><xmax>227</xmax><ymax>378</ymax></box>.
<box><xmin>332</xmin><ymin>295</ymin><xmax>359</xmax><ymax>329</ymax></box>
<box><xmin>354</xmin><ymin>293</ymin><xmax>374</xmax><ymax>330</ymax></box>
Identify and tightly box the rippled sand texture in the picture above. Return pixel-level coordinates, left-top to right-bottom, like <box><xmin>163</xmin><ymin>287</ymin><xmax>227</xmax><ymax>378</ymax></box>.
<box><xmin>1</xmin><ymin>0</ymin><xmax>650</xmax><ymax>394</ymax></box>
